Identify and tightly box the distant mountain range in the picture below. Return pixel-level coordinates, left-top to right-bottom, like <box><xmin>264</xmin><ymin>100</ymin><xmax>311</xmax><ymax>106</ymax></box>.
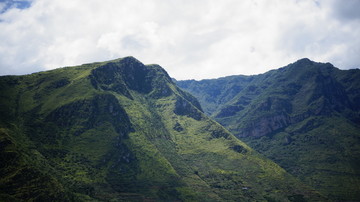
<box><xmin>0</xmin><ymin>57</ymin><xmax>326</xmax><ymax>201</ymax></box>
<box><xmin>177</xmin><ymin>58</ymin><xmax>360</xmax><ymax>201</ymax></box>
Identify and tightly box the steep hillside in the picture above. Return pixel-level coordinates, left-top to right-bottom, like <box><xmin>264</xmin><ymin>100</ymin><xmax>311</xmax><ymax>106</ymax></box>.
<box><xmin>0</xmin><ymin>57</ymin><xmax>323</xmax><ymax>201</ymax></box>
<box><xmin>177</xmin><ymin>58</ymin><xmax>360</xmax><ymax>201</ymax></box>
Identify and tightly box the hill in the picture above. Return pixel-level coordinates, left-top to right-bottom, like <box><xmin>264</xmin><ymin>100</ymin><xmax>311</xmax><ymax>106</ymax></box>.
<box><xmin>177</xmin><ymin>58</ymin><xmax>360</xmax><ymax>201</ymax></box>
<box><xmin>0</xmin><ymin>57</ymin><xmax>323</xmax><ymax>201</ymax></box>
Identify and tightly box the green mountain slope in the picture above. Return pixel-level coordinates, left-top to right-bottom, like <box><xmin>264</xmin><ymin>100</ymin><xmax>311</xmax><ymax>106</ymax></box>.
<box><xmin>174</xmin><ymin>75</ymin><xmax>254</xmax><ymax>116</ymax></box>
<box><xmin>0</xmin><ymin>57</ymin><xmax>323</xmax><ymax>201</ymax></box>
<box><xmin>177</xmin><ymin>58</ymin><xmax>360</xmax><ymax>201</ymax></box>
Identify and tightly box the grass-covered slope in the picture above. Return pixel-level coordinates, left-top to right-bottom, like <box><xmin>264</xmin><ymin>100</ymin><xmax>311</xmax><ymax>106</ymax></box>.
<box><xmin>177</xmin><ymin>58</ymin><xmax>360</xmax><ymax>201</ymax></box>
<box><xmin>0</xmin><ymin>57</ymin><xmax>323</xmax><ymax>201</ymax></box>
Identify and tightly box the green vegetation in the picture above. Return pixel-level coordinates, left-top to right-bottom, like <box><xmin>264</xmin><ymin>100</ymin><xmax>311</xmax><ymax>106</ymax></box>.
<box><xmin>0</xmin><ymin>57</ymin><xmax>324</xmax><ymax>201</ymax></box>
<box><xmin>243</xmin><ymin>116</ymin><xmax>360</xmax><ymax>201</ymax></box>
<box><xmin>177</xmin><ymin>58</ymin><xmax>360</xmax><ymax>201</ymax></box>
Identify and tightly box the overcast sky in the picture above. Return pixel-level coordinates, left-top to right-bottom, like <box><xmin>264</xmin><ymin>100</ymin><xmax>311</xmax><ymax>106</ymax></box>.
<box><xmin>0</xmin><ymin>0</ymin><xmax>359</xmax><ymax>80</ymax></box>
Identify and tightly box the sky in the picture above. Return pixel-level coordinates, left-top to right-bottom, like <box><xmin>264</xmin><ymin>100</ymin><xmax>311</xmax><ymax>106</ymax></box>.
<box><xmin>0</xmin><ymin>0</ymin><xmax>359</xmax><ymax>80</ymax></box>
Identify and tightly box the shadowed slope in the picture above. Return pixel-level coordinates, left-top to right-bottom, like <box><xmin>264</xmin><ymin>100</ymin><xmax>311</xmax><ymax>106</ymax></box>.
<box><xmin>177</xmin><ymin>58</ymin><xmax>360</xmax><ymax>201</ymax></box>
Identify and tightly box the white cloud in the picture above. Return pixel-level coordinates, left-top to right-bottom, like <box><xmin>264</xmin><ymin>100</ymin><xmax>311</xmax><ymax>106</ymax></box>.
<box><xmin>0</xmin><ymin>0</ymin><xmax>359</xmax><ymax>79</ymax></box>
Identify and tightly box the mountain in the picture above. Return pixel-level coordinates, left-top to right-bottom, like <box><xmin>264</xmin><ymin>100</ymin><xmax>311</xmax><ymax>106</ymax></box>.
<box><xmin>0</xmin><ymin>57</ymin><xmax>324</xmax><ymax>201</ymax></box>
<box><xmin>177</xmin><ymin>58</ymin><xmax>360</xmax><ymax>201</ymax></box>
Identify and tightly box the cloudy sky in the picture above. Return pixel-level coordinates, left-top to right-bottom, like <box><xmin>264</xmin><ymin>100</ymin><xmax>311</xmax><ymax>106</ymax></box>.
<box><xmin>0</xmin><ymin>0</ymin><xmax>359</xmax><ymax>80</ymax></box>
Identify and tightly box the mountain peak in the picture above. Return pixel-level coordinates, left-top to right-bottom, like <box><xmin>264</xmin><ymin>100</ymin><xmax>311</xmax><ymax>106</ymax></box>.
<box><xmin>115</xmin><ymin>56</ymin><xmax>142</xmax><ymax>64</ymax></box>
<box><xmin>292</xmin><ymin>58</ymin><xmax>314</xmax><ymax>67</ymax></box>
<box><xmin>90</xmin><ymin>57</ymin><xmax>172</xmax><ymax>98</ymax></box>
<box><xmin>296</xmin><ymin>57</ymin><xmax>312</xmax><ymax>63</ymax></box>
<box><xmin>280</xmin><ymin>58</ymin><xmax>338</xmax><ymax>76</ymax></box>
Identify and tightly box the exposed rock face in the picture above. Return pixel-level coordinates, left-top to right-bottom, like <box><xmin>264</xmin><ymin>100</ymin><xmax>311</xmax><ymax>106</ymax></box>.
<box><xmin>174</xmin><ymin>97</ymin><xmax>203</xmax><ymax>120</ymax></box>
<box><xmin>238</xmin><ymin>113</ymin><xmax>290</xmax><ymax>137</ymax></box>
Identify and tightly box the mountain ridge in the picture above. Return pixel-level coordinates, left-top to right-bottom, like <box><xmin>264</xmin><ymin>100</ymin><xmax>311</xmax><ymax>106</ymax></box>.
<box><xmin>0</xmin><ymin>56</ymin><xmax>324</xmax><ymax>201</ymax></box>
